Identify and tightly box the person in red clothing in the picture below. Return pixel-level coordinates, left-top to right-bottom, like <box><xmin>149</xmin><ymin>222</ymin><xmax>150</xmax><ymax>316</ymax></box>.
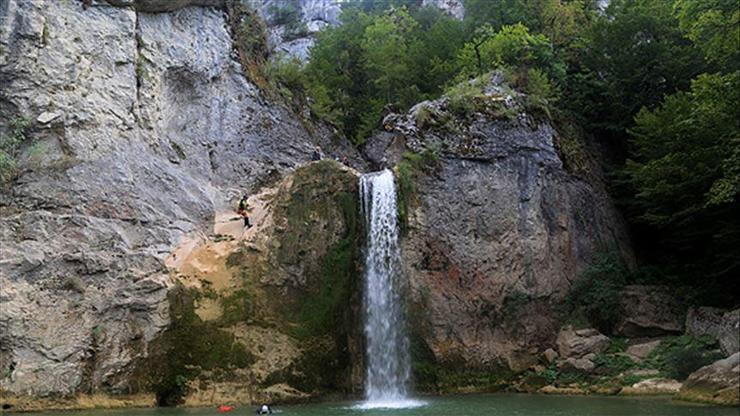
<box><xmin>237</xmin><ymin>193</ymin><xmax>251</xmax><ymax>228</ymax></box>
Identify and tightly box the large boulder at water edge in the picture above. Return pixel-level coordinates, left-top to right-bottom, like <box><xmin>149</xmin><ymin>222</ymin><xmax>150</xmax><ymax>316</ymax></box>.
<box><xmin>556</xmin><ymin>327</ymin><xmax>611</xmax><ymax>359</ymax></box>
<box><xmin>614</xmin><ymin>285</ymin><xmax>685</xmax><ymax>337</ymax></box>
<box><xmin>678</xmin><ymin>352</ymin><xmax>740</xmax><ymax>406</ymax></box>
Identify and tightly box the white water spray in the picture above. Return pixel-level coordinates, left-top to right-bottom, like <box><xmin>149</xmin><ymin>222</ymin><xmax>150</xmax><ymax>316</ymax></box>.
<box><xmin>356</xmin><ymin>169</ymin><xmax>424</xmax><ymax>410</ymax></box>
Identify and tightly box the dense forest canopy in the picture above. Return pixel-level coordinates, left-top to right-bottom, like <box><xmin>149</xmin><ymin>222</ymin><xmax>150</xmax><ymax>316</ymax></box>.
<box><xmin>263</xmin><ymin>0</ymin><xmax>739</xmax><ymax>305</ymax></box>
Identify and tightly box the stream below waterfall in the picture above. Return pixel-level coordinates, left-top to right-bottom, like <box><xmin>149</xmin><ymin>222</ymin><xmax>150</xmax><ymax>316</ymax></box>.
<box><xmin>9</xmin><ymin>394</ymin><xmax>738</xmax><ymax>416</ymax></box>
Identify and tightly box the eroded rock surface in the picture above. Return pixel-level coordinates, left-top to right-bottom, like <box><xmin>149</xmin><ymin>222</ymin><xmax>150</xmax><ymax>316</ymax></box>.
<box><xmin>0</xmin><ymin>0</ymin><xmax>357</xmax><ymax>406</ymax></box>
<box><xmin>615</xmin><ymin>285</ymin><xmax>685</xmax><ymax>337</ymax></box>
<box><xmin>366</xmin><ymin>73</ymin><xmax>634</xmax><ymax>380</ymax></box>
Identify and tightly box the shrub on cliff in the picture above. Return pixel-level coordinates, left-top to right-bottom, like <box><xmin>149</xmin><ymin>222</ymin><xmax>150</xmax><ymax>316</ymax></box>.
<box><xmin>0</xmin><ymin>117</ymin><xmax>30</xmax><ymax>185</ymax></box>
<box><xmin>564</xmin><ymin>252</ymin><xmax>629</xmax><ymax>334</ymax></box>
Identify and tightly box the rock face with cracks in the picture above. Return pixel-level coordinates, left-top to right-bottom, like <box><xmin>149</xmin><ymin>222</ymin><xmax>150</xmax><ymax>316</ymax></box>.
<box><xmin>365</xmin><ymin>73</ymin><xmax>634</xmax><ymax>387</ymax></box>
<box><xmin>0</xmin><ymin>0</ymin><xmax>360</xmax><ymax>409</ymax></box>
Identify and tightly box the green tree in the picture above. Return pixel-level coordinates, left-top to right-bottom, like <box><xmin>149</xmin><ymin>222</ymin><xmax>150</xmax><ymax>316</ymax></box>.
<box><xmin>305</xmin><ymin>6</ymin><xmax>466</xmax><ymax>143</ymax></box>
<box><xmin>625</xmin><ymin>72</ymin><xmax>740</xmax><ymax>294</ymax></box>
<box><xmin>567</xmin><ymin>0</ymin><xmax>708</xmax><ymax>139</ymax></box>
<box><xmin>674</xmin><ymin>0</ymin><xmax>740</xmax><ymax>69</ymax></box>
<box><xmin>456</xmin><ymin>23</ymin><xmax>559</xmax><ymax>80</ymax></box>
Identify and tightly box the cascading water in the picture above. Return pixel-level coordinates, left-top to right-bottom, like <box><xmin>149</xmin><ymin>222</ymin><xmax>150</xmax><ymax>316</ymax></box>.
<box><xmin>356</xmin><ymin>169</ymin><xmax>424</xmax><ymax>410</ymax></box>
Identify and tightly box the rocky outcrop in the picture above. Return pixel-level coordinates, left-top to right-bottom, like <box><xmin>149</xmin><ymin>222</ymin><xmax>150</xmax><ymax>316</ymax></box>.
<box><xmin>556</xmin><ymin>327</ymin><xmax>611</xmax><ymax>359</ymax></box>
<box><xmin>0</xmin><ymin>0</ymin><xmax>359</xmax><ymax>408</ymax></box>
<box><xmin>678</xmin><ymin>352</ymin><xmax>740</xmax><ymax>406</ymax></box>
<box><xmin>366</xmin><ymin>73</ymin><xmax>634</xmax><ymax>382</ymax></box>
<box><xmin>258</xmin><ymin>0</ymin><xmax>341</xmax><ymax>61</ymax></box>
<box><xmin>625</xmin><ymin>340</ymin><xmax>661</xmax><ymax>362</ymax></box>
<box><xmin>614</xmin><ymin>286</ymin><xmax>685</xmax><ymax>337</ymax></box>
<box><xmin>686</xmin><ymin>307</ymin><xmax>740</xmax><ymax>356</ymax></box>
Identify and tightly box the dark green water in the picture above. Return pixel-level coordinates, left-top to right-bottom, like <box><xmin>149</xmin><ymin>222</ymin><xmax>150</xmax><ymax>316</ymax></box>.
<box><xmin>16</xmin><ymin>394</ymin><xmax>739</xmax><ymax>416</ymax></box>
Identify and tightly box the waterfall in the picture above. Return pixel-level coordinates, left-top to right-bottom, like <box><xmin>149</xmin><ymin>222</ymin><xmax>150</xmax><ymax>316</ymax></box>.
<box><xmin>356</xmin><ymin>169</ymin><xmax>423</xmax><ymax>409</ymax></box>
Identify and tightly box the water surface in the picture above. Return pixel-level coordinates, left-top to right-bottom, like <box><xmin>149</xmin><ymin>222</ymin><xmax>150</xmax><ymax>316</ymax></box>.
<box><xmin>17</xmin><ymin>394</ymin><xmax>738</xmax><ymax>416</ymax></box>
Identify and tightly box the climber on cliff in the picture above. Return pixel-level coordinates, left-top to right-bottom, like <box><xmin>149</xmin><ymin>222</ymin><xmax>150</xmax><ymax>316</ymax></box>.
<box><xmin>256</xmin><ymin>404</ymin><xmax>273</xmax><ymax>415</ymax></box>
<box><xmin>237</xmin><ymin>193</ymin><xmax>251</xmax><ymax>228</ymax></box>
<box><xmin>311</xmin><ymin>145</ymin><xmax>322</xmax><ymax>161</ymax></box>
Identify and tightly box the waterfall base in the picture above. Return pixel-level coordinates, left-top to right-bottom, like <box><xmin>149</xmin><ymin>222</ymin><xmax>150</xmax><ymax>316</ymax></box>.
<box><xmin>351</xmin><ymin>398</ymin><xmax>427</xmax><ymax>410</ymax></box>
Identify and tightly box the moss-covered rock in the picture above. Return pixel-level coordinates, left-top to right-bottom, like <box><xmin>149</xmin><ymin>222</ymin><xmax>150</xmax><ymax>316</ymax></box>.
<box><xmin>126</xmin><ymin>161</ymin><xmax>363</xmax><ymax>406</ymax></box>
<box><xmin>131</xmin><ymin>286</ymin><xmax>255</xmax><ymax>406</ymax></box>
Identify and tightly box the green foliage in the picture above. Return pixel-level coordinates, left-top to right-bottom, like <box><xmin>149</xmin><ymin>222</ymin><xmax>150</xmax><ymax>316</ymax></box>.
<box><xmin>457</xmin><ymin>23</ymin><xmax>560</xmax><ymax>81</ymax></box>
<box><xmin>304</xmin><ymin>6</ymin><xmax>466</xmax><ymax>143</ymax></box>
<box><xmin>623</xmin><ymin>72</ymin><xmax>740</xmax><ymax>292</ymax></box>
<box><xmin>567</xmin><ymin>0</ymin><xmax>708</xmax><ymax>137</ymax></box>
<box><xmin>230</xmin><ymin>2</ymin><xmax>270</xmax><ymax>90</ymax></box>
<box><xmin>0</xmin><ymin>117</ymin><xmax>30</xmax><ymax>184</ymax></box>
<box><xmin>674</xmin><ymin>0</ymin><xmax>740</xmax><ymax>69</ymax></box>
<box><xmin>592</xmin><ymin>353</ymin><xmax>637</xmax><ymax>375</ymax></box>
<box><xmin>644</xmin><ymin>335</ymin><xmax>722</xmax><ymax>380</ymax></box>
<box><xmin>564</xmin><ymin>252</ymin><xmax>629</xmax><ymax>334</ymax></box>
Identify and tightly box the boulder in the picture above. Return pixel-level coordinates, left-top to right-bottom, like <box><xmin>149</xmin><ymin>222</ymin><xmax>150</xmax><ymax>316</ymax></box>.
<box><xmin>615</xmin><ymin>285</ymin><xmax>684</xmax><ymax>337</ymax></box>
<box><xmin>556</xmin><ymin>326</ymin><xmax>611</xmax><ymax>359</ymax></box>
<box><xmin>543</xmin><ymin>348</ymin><xmax>559</xmax><ymax>364</ymax></box>
<box><xmin>620</xmin><ymin>378</ymin><xmax>682</xmax><ymax>395</ymax></box>
<box><xmin>678</xmin><ymin>352</ymin><xmax>740</xmax><ymax>406</ymax></box>
<box><xmin>625</xmin><ymin>340</ymin><xmax>662</xmax><ymax>362</ymax></box>
<box><xmin>687</xmin><ymin>307</ymin><xmax>740</xmax><ymax>356</ymax></box>
<box><xmin>557</xmin><ymin>357</ymin><xmax>596</xmax><ymax>373</ymax></box>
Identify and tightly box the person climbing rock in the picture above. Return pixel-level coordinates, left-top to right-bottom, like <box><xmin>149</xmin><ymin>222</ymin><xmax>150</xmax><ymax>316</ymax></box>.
<box><xmin>237</xmin><ymin>193</ymin><xmax>251</xmax><ymax>228</ymax></box>
<box><xmin>256</xmin><ymin>404</ymin><xmax>273</xmax><ymax>414</ymax></box>
<box><xmin>311</xmin><ymin>145</ymin><xmax>322</xmax><ymax>161</ymax></box>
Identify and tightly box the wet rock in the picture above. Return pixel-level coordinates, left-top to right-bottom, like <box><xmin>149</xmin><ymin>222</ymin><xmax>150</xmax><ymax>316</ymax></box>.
<box><xmin>626</xmin><ymin>340</ymin><xmax>662</xmax><ymax>362</ymax></box>
<box><xmin>556</xmin><ymin>326</ymin><xmax>611</xmax><ymax>359</ymax></box>
<box><xmin>620</xmin><ymin>378</ymin><xmax>682</xmax><ymax>395</ymax></box>
<box><xmin>615</xmin><ymin>285</ymin><xmax>685</xmax><ymax>337</ymax></box>
<box><xmin>678</xmin><ymin>352</ymin><xmax>740</xmax><ymax>406</ymax></box>
<box><xmin>259</xmin><ymin>383</ymin><xmax>309</xmax><ymax>403</ymax></box>
<box><xmin>540</xmin><ymin>385</ymin><xmax>587</xmax><ymax>395</ymax></box>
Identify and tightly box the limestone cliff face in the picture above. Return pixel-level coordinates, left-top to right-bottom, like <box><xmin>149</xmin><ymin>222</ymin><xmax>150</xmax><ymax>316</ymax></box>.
<box><xmin>1</xmin><ymin>0</ymin><xmax>634</xmax><ymax>409</ymax></box>
<box><xmin>364</xmin><ymin>73</ymin><xmax>634</xmax><ymax>384</ymax></box>
<box><xmin>0</xmin><ymin>0</ymin><xmax>360</xmax><ymax>406</ymax></box>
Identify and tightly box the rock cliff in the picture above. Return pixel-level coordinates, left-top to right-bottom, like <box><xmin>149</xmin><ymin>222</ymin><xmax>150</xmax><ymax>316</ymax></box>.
<box><xmin>364</xmin><ymin>73</ymin><xmax>634</xmax><ymax>388</ymax></box>
<box><xmin>0</xmin><ymin>0</ymin><xmax>360</xmax><ymax>410</ymax></box>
